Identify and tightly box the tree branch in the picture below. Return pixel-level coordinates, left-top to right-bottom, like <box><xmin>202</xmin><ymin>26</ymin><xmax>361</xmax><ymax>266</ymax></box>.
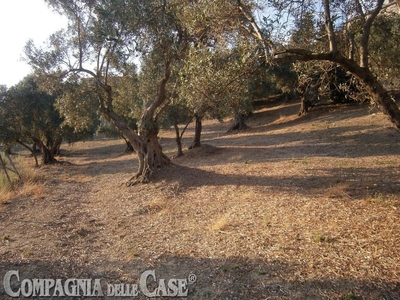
<box><xmin>360</xmin><ymin>0</ymin><xmax>384</xmax><ymax>68</ymax></box>
<box><xmin>323</xmin><ymin>0</ymin><xmax>338</xmax><ymax>53</ymax></box>
<box><xmin>145</xmin><ymin>59</ymin><xmax>171</xmax><ymax>119</ymax></box>
<box><xmin>237</xmin><ymin>0</ymin><xmax>275</xmax><ymax>60</ymax></box>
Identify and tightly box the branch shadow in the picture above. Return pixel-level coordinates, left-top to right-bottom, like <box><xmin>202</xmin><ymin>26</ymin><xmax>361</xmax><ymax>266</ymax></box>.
<box><xmin>176</xmin><ymin>124</ymin><xmax>400</xmax><ymax>168</ymax></box>
<box><xmin>153</xmin><ymin>164</ymin><xmax>400</xmax><ymax>199</ymax></box>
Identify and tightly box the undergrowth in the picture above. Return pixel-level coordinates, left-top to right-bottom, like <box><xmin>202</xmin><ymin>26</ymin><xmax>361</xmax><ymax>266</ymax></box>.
<box><xmin>0</xmin><ymin>153</ymin><xmax>44</xmax><ymax>203</ymax></box>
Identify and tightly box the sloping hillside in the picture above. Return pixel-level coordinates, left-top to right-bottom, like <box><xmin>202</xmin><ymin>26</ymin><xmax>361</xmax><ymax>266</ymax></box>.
<box><xmin>1</xmin><ymin>101</ymin><xmax>399</xmax><ymax>299</ymax></box>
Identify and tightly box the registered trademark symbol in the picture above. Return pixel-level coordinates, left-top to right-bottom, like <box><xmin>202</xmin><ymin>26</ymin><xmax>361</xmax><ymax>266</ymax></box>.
<box><xmin>188</xmin><ymin>273</ymin><xmax>197</xmax><ymax>284</ymax></box>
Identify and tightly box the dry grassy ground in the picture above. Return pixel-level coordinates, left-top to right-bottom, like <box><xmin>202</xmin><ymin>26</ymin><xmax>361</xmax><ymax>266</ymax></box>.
<box><xmin>1</xmin><ymin>101</ymin><xmax>399</xmax><ymax>299</ymax></box>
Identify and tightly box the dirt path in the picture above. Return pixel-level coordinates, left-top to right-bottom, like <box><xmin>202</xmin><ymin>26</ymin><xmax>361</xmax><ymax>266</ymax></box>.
<box><xmin>1</xmin><ymin>102</ymin><xmax>400</xmax><ymax>299</ymax></box>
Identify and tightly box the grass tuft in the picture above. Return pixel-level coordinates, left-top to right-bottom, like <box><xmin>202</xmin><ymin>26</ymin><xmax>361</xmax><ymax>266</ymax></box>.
<box><xmin>210</xmin><ymin>215</ymin><xmax>230</xmax><ymax>232</ymax></box>
<box><xmin>263</xmin><ymin>213</ymin><xmax>271</xmax><ymax>227</ymax></box>
<box><xmin>146</xmin><ymin>198</ymin><xmax>169</xmax><ymax>214</ymax></box>
<box><xmin>344</xmin><ymin>292</ymin><xmax>358</xmax><ymax>300</ymax></box>
<box><xmin>0</xmin><ymin>154</ymin><xmax>45</xmax><ymax>203</ymax></box>
<box><xmin>313</xmin><ymin>232</ymin><xmax>333</xmax><ymax>244</ymax></box>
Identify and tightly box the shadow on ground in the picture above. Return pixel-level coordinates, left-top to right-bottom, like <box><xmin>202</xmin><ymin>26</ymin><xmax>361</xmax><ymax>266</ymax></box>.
<box><xmin>0</xmin><ymin>255</ymin><xmax>399</xmax><ymax>300</ymax></box>
<box><xmin>152</xmin><ymin>163</ymin><xmax>400</xmax><ymax>199</ymax></box>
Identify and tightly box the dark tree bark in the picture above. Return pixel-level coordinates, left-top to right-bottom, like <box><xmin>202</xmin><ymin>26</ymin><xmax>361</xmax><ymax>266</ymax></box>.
<box><xmin>296</xmin><ymin>83</ymin><xmax>312</xmax><ymax>116</ymax></box>
<box><xmin>228</xmin><ymin>113</ymin><xmax>248</xmax><ymax>132</ymax></box>
<box><xmin>298</xmin><ymin>96</ymin><xmax>311</xmax><ymax>116</ymax></box>
<box><xmin>122</xmin><ymin>136</ymin><xmax>135</xmax><ymax>154</ymax></box>
<box><xmin>101</xmin><ymin>108</ymin><xmax>171</xmax><ymax>185</ymax></box>
<box><xmin>17</xmin><ymin>141</ymin><xmax>39</xmax><ymax>167</ymax></box>
<box><xmin>98</xmin><ymin>68</ymin><xmax>172</xmax><ymax>185</ymax></box>
<box><xmin>125</xmin><ymin>141</ymin><xmax>134</xmax><ymax>154</ymax></box>
<box><xmin>172</xmin><ymin>118</ymin><xmax>191</xmax><ymax>158</ymax></box>
<box><xmin>32</xmin><ymin>138</ymin><xmax>58</xmax><ymax>165</ymax></box>
<box><xmin>0</xmin><ymin>154</ymin><xmax>13</xmax><ymax>189</ymax></box>
<box><xmin>42</xmin><ymin>147</ymin><xmax>57</xmax><ymax>164</ymax></box>
<box><xmin>32</xmin><ymin>143</ymin><xmax>41</xmax><ymax>154</ymax></box>
<box><xmin>51</xmin><ymin>136</ymin><xmax>62</xmax><ymax>156</ymax></box>
<box><xmin>4</xmin><ymin>145</ymin><xmax>11</xmax><ymax>155</ymax></box>
<box><xmin>189</xmin><ymin>114</ymin><xmax>202</xmax><ymax>149</ymax></box>
<box><xmin>136</xmin><ymin>126</ymin><xmax>171</xmax><ymax>184</ymax></box>
<box><xmin>41</xmin><ymin>145</ymin><xmax>57</xmax><ymax>165</ymax></box>
<box><xmin>174</xmin><ymin>123</ymin><xmax>184</xmax><ymax>158</ymax></box>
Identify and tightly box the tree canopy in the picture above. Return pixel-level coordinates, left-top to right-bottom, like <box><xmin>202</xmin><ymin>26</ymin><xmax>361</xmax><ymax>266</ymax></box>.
<box><xmin>238</xmin><ymin>0</ymin><xmax>400</xmax><ymax>129</ymax></box>
<box><xmin>0</xmin><ymin>76</ymin><xmax>63</xmax><ymax>165</ymax></box>
<box><xmin>21</xmin><ymin>0</ymin><xmax>400</xmax><ymax>183</ymax></box>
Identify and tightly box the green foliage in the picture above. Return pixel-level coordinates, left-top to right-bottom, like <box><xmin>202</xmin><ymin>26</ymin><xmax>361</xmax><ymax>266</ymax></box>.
<box><xmin>253</xmin><ymin>0</ymin><xmax>400</xmax><ymax>110</ymax></box>
<box><xmin>294</xmin><ymin>60</ymin><xmax>363</xmax><ymax>105</ymax></box>
<box><xmin>159</xmin><ymin>103</ymin><xmax>192</xmax><ymax>129</ymax></box>
<box><xmin>0</xmin><ymin>87</ymin><xmax>12</xmax><ymax>148</ymax></box>
<box><xmin>178</xmin><ymin>34</ymin><xmax>257</xmax><ymax>121</ymax></box>
<box><xmin>290</xmin><ymin>9</ymin><xmax>320</xmax><ymax>49</ymax></box>
<box><xmin>55</xmin><ymin>80</ymin><xmax>100</xmax><ymax>135</ymax></box>
<box><xmin>340</xmin><ymin>10</ymin><xmax>400</xmax><ymax>90</ymax></box>
<box><xmin>245</xmin><ymin>53</ymin><xmax>298</xmax><ymax>101</ymax></box>
<box><xmin>25</xmin><ymin>0</ymin><xmax>399</xmax><ymax>157</ymax></box>
<box><xmin>26</xmin><ymin>0</ymin><xmax>192</xmax><ymax>137</ymax></box>
<box><xmin>344</xmin><ymin>292</ymin><xmax>358</xmax><ymax>300</ymax></box>
<box><xmin>0</xmin><ymin>75</ymin><xmax>97</xmax><ymax>164</ymax></box>
<box><xmin>368</xmin><ymin>13</ymin><xmax>400</xmax><ymax>89</ymax></box>
<box><xmin>328</xmin><ymin>66</ymin><xmax>355</xmax><ymax>103</ymax></box>
<box><xmin>112</xmin><ymin>69</ymin><xmax>141</xmax><ymax>124</ymax></box>
<box><xmin>0</xmin><ymin>75</ymin><xmax>62</xmax><ymax>148</ymax></box>
<box><xmin>137</xmin><ymin>49</ymin><xmax>167</xmax><ymax>117</ymax></box>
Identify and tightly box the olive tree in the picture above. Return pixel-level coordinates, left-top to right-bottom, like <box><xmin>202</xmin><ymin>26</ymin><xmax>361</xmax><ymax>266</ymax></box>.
<box><xmin>25</xmin><ymin>0</ymin><xmax>190</xmax><ymax>184</ymax></box>
<box><xmin>238</xmin><ymin>0</ymin><xmax>400</xmax><ymax>130</ymax></box>
<box><xmin>0</xmin><ymin>76</ymin><xmax>63</xmax><ymax>166</ymax></box>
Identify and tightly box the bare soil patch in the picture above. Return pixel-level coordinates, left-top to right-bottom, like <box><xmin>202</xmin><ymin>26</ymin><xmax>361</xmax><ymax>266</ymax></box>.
<box><xmin>1</xmin><ymin>101</ymin><xmax>400</xmax><ymax>299</ymax></box>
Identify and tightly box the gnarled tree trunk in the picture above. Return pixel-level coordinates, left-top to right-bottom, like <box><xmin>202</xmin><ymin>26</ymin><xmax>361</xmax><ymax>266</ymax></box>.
<box><xmin>134</xmin><ymin>128</ymin><xmax>171</xmax><ymax>184</ymax></box>
<box><xmin>360</xmin><ymin>72</ymin><xmax>400</xmax><ymax>129</ymax></box>
<box><xmin>334</xmin><ymin>54</ymin><xmax>400</xmax><ymax>130</ymax></box>
<box><xmin>100</xmin><ymin>62</ymin><xmax>173</xmax><ymax>185</ymax></box>
<box><xmin>189</xmin><ymin>114</ymin><xmax>202</xmax><ymax>149</ymax></box>
<box><xmin>173</xmin><ymin>123</ymin><xmax>184</xmax><ymax>158</ymax></box>
<box><xmin>51</xmin><ymin>136</ymin><xmax>62</xmax><ymax>156</ymax></box>
<box><xmin>228</xmin><ymin>113</ymin><xmax>248</xmax><ymax>132</ymax></box>
<box><xmin>33</xmin><ymin>138</ymin><xmax>58</xmax><ymax>165</ymax></box>
<box><xmin>297</xmin><ymin>86</ymin><xmax>317</xmax><ymax>116</ymax></box>
<box><xmin>84</xmin><ymin>58</ymin><xmax>173</xmax><ymax>185</ymax></box>
<box><xmin>298</xmin><ymin>96</ymin><xmax>311</xmax><ymax>116</ymax></box>
<box><xmin>103</xmin><ymin>110</ymin><xmax>171</xmax><ymax>186</ymax></box>
<box><xmin>42</xmin><ymin>146</ymin><xmax>58</xmax><ymax>165</ymax></box>
<box><xmin>122</xmin><ymin>136</ymin><xmax>135</xmax><ymax>154</ymax></box>
<box><xmin>16</xmin><ymin>141</ymin><xmax>39</xmax><ymax>167</ymax></box>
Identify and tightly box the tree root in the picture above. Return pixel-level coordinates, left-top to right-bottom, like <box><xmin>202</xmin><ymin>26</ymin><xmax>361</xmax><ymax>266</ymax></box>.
<box><xmin>188</xmin><ymin>142</ymin><xmax>201</xmax><ymax>150</ymax></box>
<box><xmin>162</xmin><ymin>153</ymin><xmax>173</xmax><ymax>165</ymax></box>
<box><xmin>125</xmin><ymin>152</ymin><xmax>172</xmax><ymax>186</ymax></box>
<box><xmin>126</xmin><ymin>168</ymin><xmax>152</xmax><ymax>186</ymax></box>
